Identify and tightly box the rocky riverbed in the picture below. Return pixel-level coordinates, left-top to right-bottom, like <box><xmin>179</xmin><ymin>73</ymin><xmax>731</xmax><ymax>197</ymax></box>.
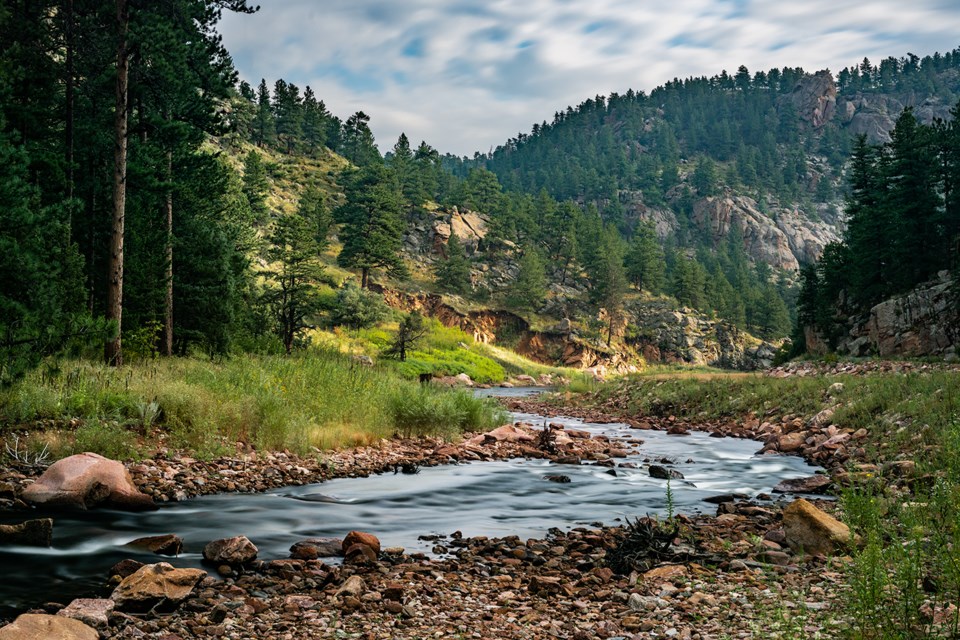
<box><xmin>0</xmin><ymin>392</ymin><xmax>866</xmax><ymax>639</ymax></box>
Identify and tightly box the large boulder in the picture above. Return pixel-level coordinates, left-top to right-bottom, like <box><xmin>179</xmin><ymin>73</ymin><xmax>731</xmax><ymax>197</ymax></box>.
<box><xmin>0</xmin><ymin>614</ymin><xmax>98</xmax><ymax>640</ymax></box>
<box><xmin>110</xmin><ymin>562</ymin><xmax>206</xmax><ymax>613</ymax></box>
<box><xmin>203</xmin><ymin>536</ymin><xmax>258</xmax><ymax>566</ymax></box>
<box><xmin>342</xmin><ymin>531</ymin><xmax>380</xmax><ymax>555</ymax></box>
<box><xmin>21</xmin><ymin>452</ymin><xmax>155</xmax><ymax>511</ymax></box>
<box><xmin>0</xmin><ymin>518</ymin><xmax>53</xmax><ymax>547</ymax></box>
<box><xmin>782</xmin><ymin>498</ymin><xmax>853</xmax><ymax>556</ymax></box>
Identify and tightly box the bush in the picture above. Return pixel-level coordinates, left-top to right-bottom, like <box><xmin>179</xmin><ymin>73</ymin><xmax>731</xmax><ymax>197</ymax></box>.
<box><xmin>388</xmin><ymin>386</ymin><xmax>505</xmax><ymax>439</ymax></box>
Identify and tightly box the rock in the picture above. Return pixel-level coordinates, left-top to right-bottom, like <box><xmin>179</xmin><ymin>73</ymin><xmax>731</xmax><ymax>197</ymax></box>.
<box><xmin>528</xmin><ymin>575</ymin><xmax>563</xmax><ymax>595</ymax></box>
<box><xmin>643</xmin><ymin>565</ymin><xmax>687</xmax><ymax>581</ymax></box>
<box><xmin>477</xmin><ymin>424</ymin><xmax>535</xmax><ymax>444</ymax></box>
<box><xmin>21</xmin><ymin>452</ymin><xmax>155</xmax><ymax>511</ymax></box>
<box><xmin>0</xmin><ymin>614</ymin><xmax>98</xmax><ymax>640</ymax></box>
<box><xmin>336</xmin><ymin>576</ymin><xmax>366</xmax><ymax>598</ymax></box>
<box><xmin>108</xmin><ymin>559</ymin><xmax>144</xmax><ymax>580</ymax></box>
<box><xmin>703</xmin><ymin>493</ymin><xmax>749</xmax><ymax>504</ymax></box>
<box><xmin>773</xmin><ymin>475</ymin><xmax>832</xmax><ymax>494</ymax></box>
<box><xmin>628</xmin><ymin>593</ymin><xmax>665</xmax><ymax>612</ymax></box>
<box><xmin>782</xmin><ymin>499</ymin><xmax>853</xmax><ymax>556</ymax></box>
<box><xmin>290</xmin><ymin>537</ymin><xmax>343</xmax><ymax>559</ymax></box>
<box><xmin>126</xmin><ymin>533</ymin><xmax>182</xmax><ymax>556</ymax></box>
<box><xmin>203</xmin><ymin>536</ymin><xmax>257</xmax><ymax>566</ymax></box>
<box><xmin>0</xmin><ymin>518</ymin><xmax>52</xmax><ymax>547</ymax></box>
<box><xmin>777</xmin><ymin>432</ymin><xmax>807</xmax><ymax>453</ymax></box>
<box><xmin>344</xmin><ymin>543</ymin><xmax>378</xmax><ymax>564</ymax></box>
<box><xmin>57</xmin><ymin>599</ymin><xmax>114</xmax><ymax>631</ymax></box>
<box><xmin>342</xmin><ymin>531</ymin><xmax>381</xmax><ymax>555</ymax></box>
<box><xmin>544</xmin><ymin>475</ymin><xmax>571</xmax><ymax>483</ymax></box>
<box><xmin>883</xmin><ymin>460</ymin><xmax>917</xmax><ymax>477</ymax></box>
<box><xmin>110</xmin><ymin>562</ymin><xmax>206</xmax><ymax>613</ymax></box>
<box><xmin>648</xmin><ymin>465</ymin><xmax>684</xmax><ymax>480</ymax></box>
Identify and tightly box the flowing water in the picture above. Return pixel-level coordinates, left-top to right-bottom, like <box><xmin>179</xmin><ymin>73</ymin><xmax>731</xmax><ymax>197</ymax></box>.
<box><xmin>0</xmin><ymin>389</ymin><xmax>822</xmax><ymax>616</ymax></box>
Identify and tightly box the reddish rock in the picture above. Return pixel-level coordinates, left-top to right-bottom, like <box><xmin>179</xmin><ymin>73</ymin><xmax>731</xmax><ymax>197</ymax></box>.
<box><xmin>344</xmin><ymin>543</ymin><xmax>378</xmax><ymax>564</ymax></box>
<box><xmin>290</xmin><ymin>537</ymin><xmax>343</xmax><ymax>559</ymax></box>
<box><xmin>777</xmin><ymin>432</ymin><xmax>807</xmax><ymax>453</ymax></box>
<box><xmin>57</xmin><ymin>599</ymin><xmax>114</xmax><ymax>631</ymax></box>
<box><xmin>21</xmin><ymin>452</ymin><xmax>155</xmax><ymax>511</ymax></box>
<box><xmin>108</xmin><ymin>559</ymin><xmax>144</xmax><ymax>580</ymax></box>
<box><xmin>110</xmin><ymin>562</ymin><xmax>206</xmax><ymax>613</ymax></box>
<box><xmin>783</xmin><ymin>499</ymin><xmax>853</xmax><ymax>556</ymax></box>
<box><xmin>342</xmin><ymin>531</ymin><xmax>381</xmax><ymax>554</ymax></box>
<box><xmin>773</xmin><ymin>475</ymin><xmax>832</xmax><ymax>494</ymax></box>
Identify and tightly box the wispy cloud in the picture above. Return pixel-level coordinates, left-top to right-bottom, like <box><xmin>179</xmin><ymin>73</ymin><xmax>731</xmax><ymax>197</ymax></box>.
<box><xmin>219</xmin><ymin>0</ymin><xmax>960</xmax><ymax>155</ymax></box>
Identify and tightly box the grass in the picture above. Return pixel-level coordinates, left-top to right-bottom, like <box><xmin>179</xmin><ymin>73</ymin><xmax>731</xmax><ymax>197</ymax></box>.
<box><xmin>579</xmin><ymin>366</ymin><xmax>960</xmax><ymax>639</ymax></box>
<box><xmin>0</xmin><ymin>350</ymin><xmax>507</xmax><ymax>460</ymax></box>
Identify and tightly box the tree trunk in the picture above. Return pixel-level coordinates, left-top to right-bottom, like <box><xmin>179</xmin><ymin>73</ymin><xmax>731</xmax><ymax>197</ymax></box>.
<box><xmin>104</xmin><ymin>0</ymin><xmax>129</xmax><ymax>366</ymax></box>
<box><xmin>64</xmin><ymin>0</ymin><xmax>75</xmax><ymax>212</ymax></box>
<box><xmin>163</xmin><ymin>149</ymin><xmax>174</xmax><ymax>357</ymax></box>
<box><xmin>361</xmin><ymin>267</ymin><xmax>369</xmax><ymax>289</ymax></box>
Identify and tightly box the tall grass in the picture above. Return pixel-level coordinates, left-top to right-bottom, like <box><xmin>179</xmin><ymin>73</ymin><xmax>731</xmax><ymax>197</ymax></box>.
<box><xmin>0</xmin><ymin>351</ymin><xmax>507</xmax><ymax>458</ymax></box>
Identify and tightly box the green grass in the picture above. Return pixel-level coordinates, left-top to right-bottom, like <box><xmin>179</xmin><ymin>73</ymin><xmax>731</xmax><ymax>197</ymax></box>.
<box><xmin>0</xmin><ymin>350</ymin><xmax>507</xmax><ymax>459</ymax></box>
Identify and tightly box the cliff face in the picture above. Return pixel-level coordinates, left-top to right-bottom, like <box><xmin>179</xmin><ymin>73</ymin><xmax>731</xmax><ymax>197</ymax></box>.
<box><xmin>691</xmin><ymin>196</ymin><xmax>841</xmax><ymax>270</ymax></box>
<box><xmin>809</xmin><ymin>272</ymin><xmax>960</xmax><ymax>360</ymax></box>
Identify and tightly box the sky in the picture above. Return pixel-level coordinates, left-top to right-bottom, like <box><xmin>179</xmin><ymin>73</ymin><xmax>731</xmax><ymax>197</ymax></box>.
<box><xmin>218</xmin><ymin>0</ymin><xmax>960</xmax><ymax>157</ymax></box>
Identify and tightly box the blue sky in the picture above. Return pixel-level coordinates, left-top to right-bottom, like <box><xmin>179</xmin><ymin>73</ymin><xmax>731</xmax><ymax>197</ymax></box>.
<box><xmin>219</xmin><ymin>0</ymin><xmax>960</xmax><ymax>156</ymax></box>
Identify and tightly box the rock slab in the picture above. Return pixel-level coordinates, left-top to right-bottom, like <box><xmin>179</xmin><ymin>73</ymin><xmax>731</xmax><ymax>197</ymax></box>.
<box><xmin>21</xmin><ymin>452</ymin><xmax>155</xmax><ymax>511</ymax></box>
<box><xmin>111</xmin><ymin>562</ymin><xmax>206</xmax><ymax>612</ymax></box>
<box><xmin>0</xmin><ymin>614</ymin><xmax>98</xmax><ymax>640</ymax></box>
<box><xmin>203</xmin><ymin>536</ymin><xmax>257</xmax><ymax>566</ymax></box>
<box><xmin>57</xmin><ymin>599</ymin><xmax>114</xmax><ymax>631</ymax></box>
<box><xmin>782</xmin><ymin>498</ymin><xmax>852</xmax><ymax>556</ymax></box>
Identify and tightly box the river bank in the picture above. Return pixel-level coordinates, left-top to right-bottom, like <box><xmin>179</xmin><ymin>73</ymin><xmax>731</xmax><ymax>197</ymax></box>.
<box><xmin>5</xmin><ymin>365</ymin><xmax>948</xmax><ymax>638</ymax></box>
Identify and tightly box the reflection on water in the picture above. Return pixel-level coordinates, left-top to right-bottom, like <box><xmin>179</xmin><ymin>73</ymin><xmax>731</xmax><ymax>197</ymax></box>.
<box><xmin>0</xmin><ymin>399</ymin><xmax>821</xmax><ymax>615</ymax></box>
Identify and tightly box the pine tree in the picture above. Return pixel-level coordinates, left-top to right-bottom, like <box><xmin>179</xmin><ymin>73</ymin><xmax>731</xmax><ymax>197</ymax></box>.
<box><xmin>383</xmin><ymin>312</ymin><xmax>427</xmax><ymax>362</ymax></box>
<box><xmin>255</xmin><ymin>79</ymin><xmax>275</xmax><ymax>147</ymax></box>
<box><xmin>335</xmin><ymin>165</ymin><xmax>408</xmax><ymax>288</ymax></box>
<box><xmin>263</xmin><ymin>214</ymin><xmax>326</xmax><ymax>354</ymax></box>
<box><xmin>624</xmin><ymin>222</ymin><xmax>665</xmax><ymax>293</ymax></box>
<box><xmin>434</xmin><ymin>233</ymin><xmax>471</xmax><ymax>295</ymax></box>
<box><xmin>506</xmin><ymin>247</ymin><xmax>547</xmax><ymax>312</ymax></box>
<box><xmin>242</xmin><ymin>150</ymin><xmax>270</xmax><ymax>223</ymax></box>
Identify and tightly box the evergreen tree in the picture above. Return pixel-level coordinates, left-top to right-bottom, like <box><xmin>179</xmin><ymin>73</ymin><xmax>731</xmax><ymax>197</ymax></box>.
<box><xmin>242</xmin><ymin>150</ymin><xmax>270</xmax><ymax>223</ymax></box>
<box><xmin>382</xmin><ymin>312</ymin><xmax>427</xmax><ymax>362</ymax></box>
<box><xmin>624</xmin><ymin>222</ymin><xmax>665</xmax><ymax>293</ymax></box>
<box><xmin>434</xmin><ymin>233</ymin><xmax>471</xmax><ymax>295</ymax></box>
<box><xmin>670</xmin><ymin>255</ymin><xmax>708</xmax><ymax>309</ymax></box>
<box><xmin>328</xmin><ymin>283</ymin><xmax>387</xmax><ymax>330</ymax></box>
<box><xmin>341</xmin><ymin>111</ymin><xmax>380</xmax><ymax>166</ymax></box>
<box><xmin>335</xmin><ymin>165</ymin><xmax>408</xmax><ymax>288</ymax></box>
<box><xmin>255</xmin><ymin>78</ymin><xmax>276</xmax><ymax>147</ymax></box>
<box><xmin>263</xmin><ymin>214</ymin><xmax>326</xmax><ymax>354</ymax></box>
<box><xmin>506</xmin><ymin>247</ymin><xmax>547</xmax><ymax>312</ymax></box>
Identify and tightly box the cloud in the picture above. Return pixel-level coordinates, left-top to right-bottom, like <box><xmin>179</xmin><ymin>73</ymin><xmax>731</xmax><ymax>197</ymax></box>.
<box><xmin>218</xmin><ymin>0</ymin><xmax>960</xmax><ymax>156</ymax></box>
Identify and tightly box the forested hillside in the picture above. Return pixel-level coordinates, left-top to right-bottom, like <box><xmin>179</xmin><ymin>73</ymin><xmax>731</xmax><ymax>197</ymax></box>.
<box><xmin>3</xmin><ymin>0</ymin><xmax>959</xmax><ymax>380</ymax></box>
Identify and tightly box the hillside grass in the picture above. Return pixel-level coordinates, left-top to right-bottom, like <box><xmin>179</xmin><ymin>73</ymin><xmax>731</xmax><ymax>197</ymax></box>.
<box><xmin>580</xmin><ymin>367</ymin><xmax>960</xmax><ymax>639</ymax></box>
<box><xmin>0</xmin><ymin>350</ymin><xmax>507</xmax><ymax>460</ymax></box>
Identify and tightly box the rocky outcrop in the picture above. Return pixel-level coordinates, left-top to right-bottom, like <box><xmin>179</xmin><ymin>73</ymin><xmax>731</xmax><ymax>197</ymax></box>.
<box><xmin>692</xmin><ymin>196</ymin><xmax>840</xmax><ymax>270</ymax></box>
<box><xmin>627</xmin><ymin>297</ymin><xmax>777</xmax><ymax>370</ymax></box>
<box><xmin>832</xmin><ymin>272</ymin><xmax>959</xmax><ymax>359</ymax></box>
<box><xmin>618</xmin><ymin>193</ymin><xmax>678</xmax><ymax>239</ymax></box>
<box><xmin>838</xmin><ymin>92</ymin><xmax>956</xmax><ymax>144</ymax></box>
<box><xmin>782</xmin><ymin>70</ymin><xmax>837</xmax><ymax>128</ymax></box>
<box><xmin>22</xmin><ymin>452</ymin><xmax>155</xmax><ymax>511</ymax></box>
<box><xmin>431</xmin><ymin>207</ymin><xmax>489</xmax><ymax>256</ymax></box>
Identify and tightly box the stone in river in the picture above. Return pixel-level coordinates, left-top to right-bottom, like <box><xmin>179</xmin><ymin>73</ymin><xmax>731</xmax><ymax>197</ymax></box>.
<box><xmin>290</xmin><ymin>537</ymin><xmax>343</xmax><ymax>559</ymax></box>
<box><xmin>0</xmin><ymin>614</ymin><xmax>98</xmax><ymax>640</ymax></box>
<box><xmin>342</xmin><ymin>531</ymin><xmax>381</xmax><ymax>554</ymax></box>
<box><xmin>21</xmin><ymin>452</ymin><xmax>155</xmax><ymax>511</ymax></box>
<box><xmin>0</xmin><ymin>518</ymin><xmax>52</xmax><ymax>547</ymax></box>
<box><xmin>126</xmin><ymin>533</ymin><xmax>183</xmax><ymax>556</ymax></box>
<box><xmin>648</xmin><ymin>465</ymin><xmax>684</xmax><ymax>480</ymax></box>
<box><xmin>203</xmin><ymin>536</ymin><xmax>258</xmax><ymax>566</ymax></box>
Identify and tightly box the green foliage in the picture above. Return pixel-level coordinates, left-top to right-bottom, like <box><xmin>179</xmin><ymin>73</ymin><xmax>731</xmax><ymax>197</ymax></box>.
<box><xmin>625</xmin><ymin>222</ymin><xmax>666</xmax><ymax>293</ymax></box>
<box><xmin>506</xmin><ymin>247</ymin><xmax>547</xmax><ymax>312</ymax></box>
<box><xmin>242</xmin><ymin>150</ymin><xmax>270</xmax><ymax>222</ymax></box>
<box><xmin>382</xmin><ymin>312</ymin><xmax>427</xmax><ymax>362</ymax></box>
<box><xmin>392</xmin><ymin>348</ymin><xmax>506</xmax><ymax>384</ymax></box>
<box><xmin>388</xmin><ymin>386</ymin><xmax>504</xmax><ymax>440</ymax></box>
<box><xmin>434</xmin><ymin>234</ymin><xmax>472</xmax><ymax>295</ymax></box>
<box><xmin>335</xmin><ymin>164</ymin><xmax>408</xmax><ymax>288</ymax></box>
<box><xmin>327</xmin><ymin>283</ymin><xmax>388</xmax><ymax>330</ymax></box>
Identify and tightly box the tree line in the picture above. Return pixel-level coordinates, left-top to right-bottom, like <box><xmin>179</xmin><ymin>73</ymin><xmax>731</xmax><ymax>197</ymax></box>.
<box><xmin>798</xmin><ymin>104</ymin><xmax>960</xmax><ymax>347</ymax></box>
